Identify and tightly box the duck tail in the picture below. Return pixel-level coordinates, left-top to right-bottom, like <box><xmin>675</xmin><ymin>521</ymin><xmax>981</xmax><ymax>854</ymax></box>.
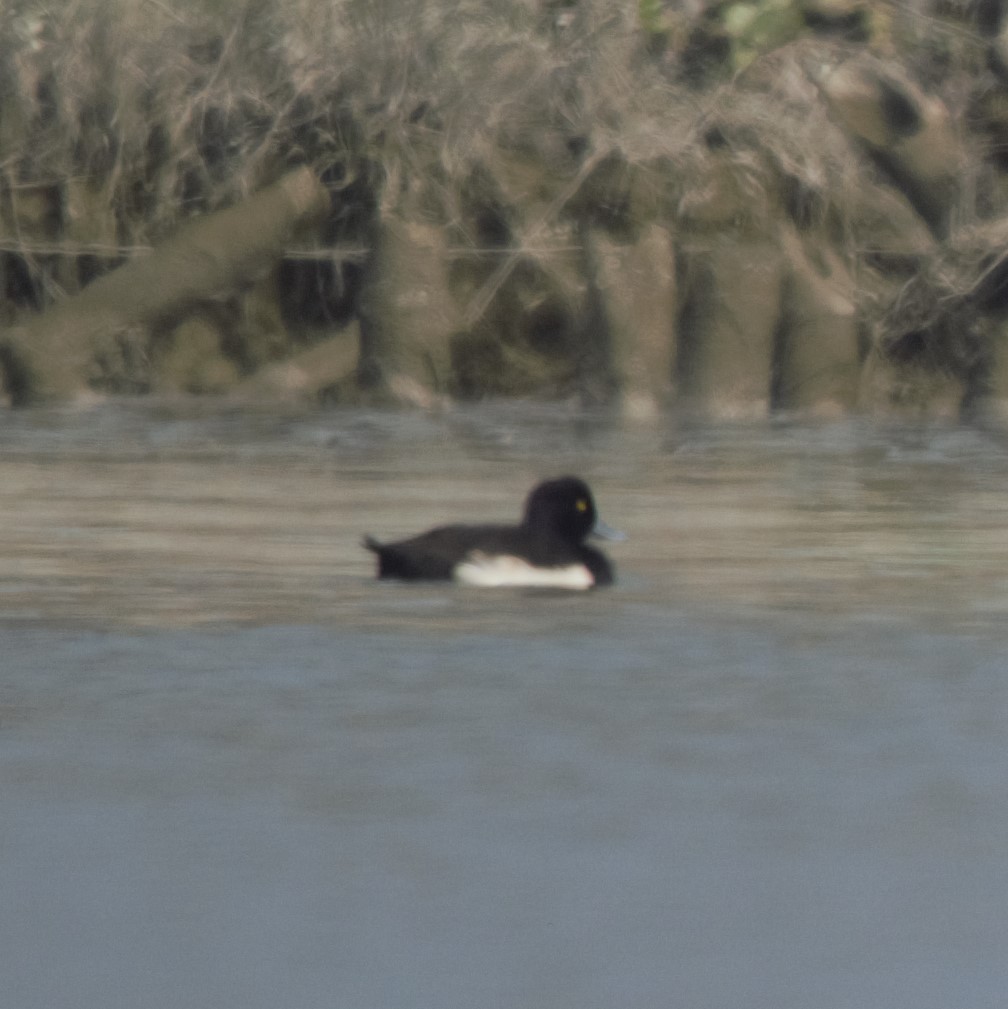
<box><xmin>362</xmin><ymin>535</ymin><xmax>383</xmax><ymax>554</ymax></box>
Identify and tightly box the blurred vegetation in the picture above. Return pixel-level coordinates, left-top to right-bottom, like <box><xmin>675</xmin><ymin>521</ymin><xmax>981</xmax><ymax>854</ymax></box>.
<box><xmin>0</xmin><ymin>0</ymin><xmax>888</xmax><ymax>257</ymax></box>
<box><xmin>1</xmin><ymin>0</ymin><xmax>1007</xmax><ymax>408</ymax></box>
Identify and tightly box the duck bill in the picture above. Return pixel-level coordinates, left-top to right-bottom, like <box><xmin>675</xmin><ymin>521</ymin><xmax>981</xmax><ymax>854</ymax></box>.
<box><xmin>591</xmin><ymin>517</ymin><xmax>626</xmax><ymax>542</ymax></box>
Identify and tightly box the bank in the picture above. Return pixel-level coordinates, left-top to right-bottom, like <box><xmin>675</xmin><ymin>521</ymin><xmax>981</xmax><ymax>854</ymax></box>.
<box><xmin>3</xmin><ymin>1</ymin><xmax>1008</xmax><ymax>420</ymax></box>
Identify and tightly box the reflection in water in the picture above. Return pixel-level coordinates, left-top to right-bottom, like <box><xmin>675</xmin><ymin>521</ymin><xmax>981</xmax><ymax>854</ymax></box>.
<box><xmin>1</xmin><ymin>403</ymin><xmax>1008</xmax><ymax>1008</ymax></box>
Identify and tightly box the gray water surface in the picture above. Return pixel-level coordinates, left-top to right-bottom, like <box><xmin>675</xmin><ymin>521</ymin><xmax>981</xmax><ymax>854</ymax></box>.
<box><xmin>2</xmin><ymin>404</ymin><xmax>1007</xmax><ymax>1008</ymax></box>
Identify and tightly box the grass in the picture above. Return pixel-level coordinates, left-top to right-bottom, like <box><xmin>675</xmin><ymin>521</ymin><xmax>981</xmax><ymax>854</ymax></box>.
<box><xmin>0</xmin><ymin>0</ymin><xmax>1003</xmax><ymax>402</ymax></box>
<box><xmin>0</xmin><ymin>1</ymin><xmax>808</xmax><ymax>242</ymax></box>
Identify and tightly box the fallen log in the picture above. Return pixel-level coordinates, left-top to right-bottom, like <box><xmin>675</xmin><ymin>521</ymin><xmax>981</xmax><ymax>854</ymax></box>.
<box><xmin>227</xmin><ymin>323</ymin><xmax>360</xmax><ymax>403</ymax></box>
<box><xmin>584</xmin><ymin>223</ymin><xmax>677</xmax><ymax>421</ymax></box>
<box><xmin>0</xmin><ymin>166</ymin><xmax>330</xmax><ymax>404</ymax></box>
<box><xmin>813</xmin><ymin>56</ymin><xmax>961</xmax><ymax>239</ymax></box>
<box><xmin>675</xmin><ymin>234</ymin><xmax>784</xmax><ymax>418</ymax></box>
<box><xmin>774</xmin><ymin>227</ymin><xmax>860</xmax><ymax>414</ymax></box>
<box><xmin>356</xmin><ymin>214</ymin><xmax>458</xmax><ymax>404</ymax></box>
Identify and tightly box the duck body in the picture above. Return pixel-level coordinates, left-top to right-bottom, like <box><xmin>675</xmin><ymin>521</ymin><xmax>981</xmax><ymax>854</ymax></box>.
<box><xmin>364</xmin><ymin>477</ymin><xmax>619</xmax><ymax>589</ymax></box>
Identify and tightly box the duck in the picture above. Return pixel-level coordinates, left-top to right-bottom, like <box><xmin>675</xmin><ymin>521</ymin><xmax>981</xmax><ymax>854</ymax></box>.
<box><xmin>363</xmin><ymin>476</ymin><xmax>623</xmax><ymax>589</ymax></box>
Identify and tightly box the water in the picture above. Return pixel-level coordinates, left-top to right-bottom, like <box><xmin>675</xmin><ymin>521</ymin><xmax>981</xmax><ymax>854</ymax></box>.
<box><xmin>2</xmin><ymin>402</ymin><xmax>1007</xmax><ymax>1008</ymax></box>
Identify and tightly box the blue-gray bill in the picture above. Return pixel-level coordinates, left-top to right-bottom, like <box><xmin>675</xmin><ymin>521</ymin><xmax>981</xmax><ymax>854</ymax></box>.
<box><xmin>592</xmin><ymin>517</ymin><xmax>626</xmax><ymax>542</ymax></box>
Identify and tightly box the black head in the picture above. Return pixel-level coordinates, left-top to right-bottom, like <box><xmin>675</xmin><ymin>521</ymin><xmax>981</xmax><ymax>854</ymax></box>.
<box><xmin>521</xmin><ymin>476</ymin><xmax>599</xmax><ymax>544</ymax></box>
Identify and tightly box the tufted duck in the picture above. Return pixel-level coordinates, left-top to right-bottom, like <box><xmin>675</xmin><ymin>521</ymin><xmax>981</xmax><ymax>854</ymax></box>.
<box><xmin>363</xmin><ymin>476</ymin><xmax>622</xmax><ymax>589</ymax></box>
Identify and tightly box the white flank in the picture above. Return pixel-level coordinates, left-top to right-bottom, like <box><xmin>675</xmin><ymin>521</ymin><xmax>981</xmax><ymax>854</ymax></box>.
<box><xmin>454</xmin><ymin>552</ymin><xmax>594</xmax><ymax>590</ymax></box>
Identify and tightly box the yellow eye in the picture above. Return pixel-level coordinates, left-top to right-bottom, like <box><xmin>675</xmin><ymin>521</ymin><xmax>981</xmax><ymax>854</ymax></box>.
<box><xmin>575</xmin><ymin>499</ymin><xmax>587</xmax><ymax>512</ymax></box>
